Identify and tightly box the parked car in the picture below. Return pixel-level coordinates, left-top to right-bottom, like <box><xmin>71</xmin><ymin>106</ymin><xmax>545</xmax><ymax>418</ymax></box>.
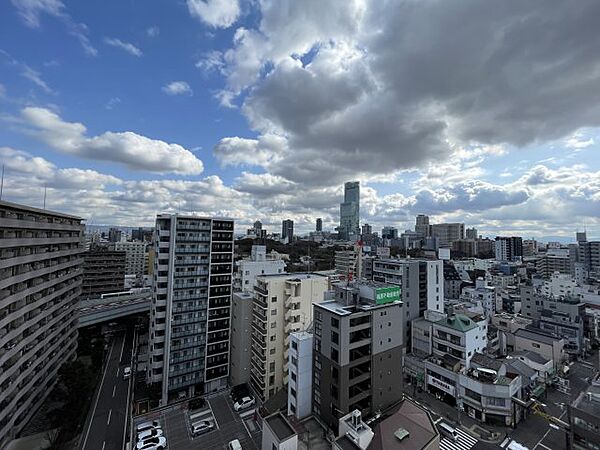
<box><xmin>136</xmin><ymin>420</ymin><xmax>160</xmax><ymax>434</ymax></box>
<box><xmin>123</xmin><ymin>366</ymin><xmax>132</xmax><ymax>379</ymax></box>
<box><xmin>228</xmin><ymin>439</ymin><xmax>242</xmax><ymax>450</ymax></box>
<box><xmin>191</xmin><ymin>420</ymin><xmax>214</xmax><ymax>436</ymax></box>
<box><xmin>233</xmin><ymin>396</ymin><xmax>255</xmax><ymax>412</ymax></box>
<box><xmin>136</xmin><ymin>436</ymin><xmax>167</xmax><ymax>450</ymax></box>
<box><xmin>137</xmin><ymin>428</ymin><xmax>163</xmax><ymax>442</ymax></box>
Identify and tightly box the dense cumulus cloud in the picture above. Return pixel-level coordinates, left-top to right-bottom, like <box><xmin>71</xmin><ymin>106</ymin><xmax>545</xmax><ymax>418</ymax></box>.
<box><xmin>4</xmin><ymin>0</ymin><xmax>600</xmax><ymax>236</ymax></box>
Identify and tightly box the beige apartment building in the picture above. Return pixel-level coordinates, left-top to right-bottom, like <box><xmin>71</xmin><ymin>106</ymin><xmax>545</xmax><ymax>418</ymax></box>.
<box><xmin>250</xmin><ymin>273</ymin><xmax>329</xmax><ymax>401</ymax></box>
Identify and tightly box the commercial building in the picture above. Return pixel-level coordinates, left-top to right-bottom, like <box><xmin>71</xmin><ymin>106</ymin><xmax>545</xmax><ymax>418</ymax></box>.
<box><xmin>233</xmin><ymin>245</ymin><xmax>286</xmax><ymax>292</ymax></box>
<box><xmin>514</xmin><ymin>328</ymin><xmax>566</xmax><ymax>370</ymax></box>
<box><xmin>372</xmin><ymin>258</ymin><xmax>443</xmax><ymax>345</ymax></box>
<box><xmin>339</xmin><ymin>181</ymin><xmax>360</xmax><ymax>241</ymax></box>
<box><xmin>381</xmin><ymin>227</ymin><xmax>398</xmax><ymax>240</ymax></box>
<box><xmin>430</xmin><ymin>223</ymin><xmax>464</xmax><ymax>247</ymax></box>
<box><xmin>111</xmin><ymin>241</ymin><xmax>147</xmax><ymax>276</ymax></box>
<box><xmin>147</xmin><ymin>214</ymin><xmax>234</xmax><ymax>403</ymax></box>
<box><xmin>415</xmin><ymin>214</ymin><xmax>430</xmax><ymax>238</ymax></box>
<box><xmin>80</xmin><ymin>247</ymin><xmax>126</xmax><ymax>299</ymax></box>
<box><xmin>461</xmin><ymin>278</ymin><xmax>496</xmax><ymax>319</ymax></box>
<box><xmin>287</xmin><ymin>331</ymin><xmax>313</xmax><ymax>420</ymax></box>
<box><xmin>431</xmin><ymin>313</ymin><xmax>487</xmax><ymax>368</ymax></box>
<box><xmin>495</xmin><ymin>236</ymin><xmax>523</xmax><ymax>262</ymax></box>
<box><xmin>250</xmin><ymin>273</ymin><xmax>329</xmax><ymax>401</ymax></box>
<box><xmin>0</xmin><ymin>201</ymin><xmax>84</xmax><ymax>447</ymax></box>
<box><xmin>313</xmin><ymin>281</ymin><xmax>404</xmax><ymax>431</ymax></box>
<box><xmin>281</xmin><ymin>220</ymin><xmax>294</xmax><ymax>243</ymax></box>
<box><xmin>316</xmin><ymin>218</ymin><xmax>323</xmax><ymax>232</ymax></box>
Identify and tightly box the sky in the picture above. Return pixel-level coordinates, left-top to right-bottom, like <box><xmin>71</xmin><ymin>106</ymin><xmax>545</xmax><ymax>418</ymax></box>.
<box><xmin>0</xmin><ymin>0</ymin><xmax>599</xmax><ymax>239</ymax></box>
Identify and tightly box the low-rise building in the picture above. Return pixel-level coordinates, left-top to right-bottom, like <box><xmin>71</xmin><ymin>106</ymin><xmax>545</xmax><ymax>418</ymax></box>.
<box><xmin>287</xmin><ymin>331</ymin><xmax>313</xmax><ymax>420</ymax></box>
<box><xmin>432</xmin><ymin>313</ymin><xmax>487</xmax><ymax>368</ymax></box>
<box><xmin>514</xmin><ymin>328</ymin><xmax>566</xmax><ymax>370</ymax></box>
<box><xmin>508</xmin><ymin>351</ymin><xmax>554</xmax><ymax>384</ymax></box>
<box><xmin>461</xmin><ymin>278</ymin><xmax>496</xmax><ymax>319</ymax></box>
<box><xmin>262</xmin><ymin>412</ymin><xmax>298</xmax><ymax>450</ymax></box>
<box><xmin>492</xmin><ymin>313</ymin><xmax>532</xmax><ymax>355</ymax></box>
<box><xmin>569</xmin><ymin>381</ymin><xmax>600</xmax><ymax>450</ymax></box>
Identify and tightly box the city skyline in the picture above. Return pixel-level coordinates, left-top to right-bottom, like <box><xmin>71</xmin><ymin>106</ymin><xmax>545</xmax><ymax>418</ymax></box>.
<box><xmin>1</xmin><ymin>0</ymin><xmax>600</xmax><ymax>238</ymax></box>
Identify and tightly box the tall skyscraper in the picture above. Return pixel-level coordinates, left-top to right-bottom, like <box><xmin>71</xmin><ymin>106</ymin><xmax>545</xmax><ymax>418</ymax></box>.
<box><xmin>281</xmin><ymin>219</ymin><xmax>294</xmax><ymax>242</ymax></box>
<box><xmin>339</xmin><ymin>181</ymin><xmax>360</xmax><ymax>241</ymax></box>
<box><xmin>316</xmin><ymin>218</ymin><xmax>323</xmax><ymax>232</ymax></box>
<box><xmin>415</xmin><ymin>214</ymin><xmax>430</xmax><ymax>237</ymax></box>
<box><xmin>361</xmin><ymin>223</ymin><xmax>372</xmax><ymax>236</ymax></box>
<box><xmin>382</xmin><ymin>226</ymin><xmax>398</xmax><ymax>240</ymax></box>
<box><xmin>147</xmin><ymin>214</ymin><xmax>234</xmax><ymax>403</ymax></box>
<box><xmin>465</xmin><ymin>227</ymin><xmax>478</xmax><ymax>240</ymax></box>
<box><xmin>0</xmin><ymin>201</ymin><xmax>84</xmax><ymax>447</ymax></box>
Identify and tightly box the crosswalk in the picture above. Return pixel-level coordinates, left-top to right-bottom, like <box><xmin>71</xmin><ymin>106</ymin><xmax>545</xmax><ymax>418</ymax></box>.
<box><xmin>439</xmin><ymin>428</ymin><xmax>479</xmax><ymax>450</ymax></box>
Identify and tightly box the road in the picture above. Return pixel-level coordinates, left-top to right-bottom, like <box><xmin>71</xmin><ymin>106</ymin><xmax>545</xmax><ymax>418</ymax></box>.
<box><xmin>81</xmin><ymin>328</ymin><xmax>134</xmax><ymax>450</ymax></box>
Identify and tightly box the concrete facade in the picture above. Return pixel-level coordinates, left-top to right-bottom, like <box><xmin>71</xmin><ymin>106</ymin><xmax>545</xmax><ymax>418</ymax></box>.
<box><xmin>233</xmin><ymin>245</ymin><xmax>286</xmax><ymax>292</ymax></box>
<box><xmin>229</xmin><ymin>291</ymin><xmax>253</xmax><ymax>387</ymax></box>
<box><xmin>0</xmin><ymin>201</ymin><xmax>84</xmax><ymax>447</ymax></box>
<box><xmin>313</xmin><ymin>282</ymin><xmax>404</xmax><ymax>432</ymax></box>
<box><xmin>147</xmin><ymin>214</ymin><xmax>234</xmax><ymax>403</ymax></box>
<box><xmin>250</xmin><ymin>273</ymin><xmax>329</xmax><ymax>401</ymax></box>
<box><xmin>111</xmin><ymin>241</ymin><xmax>147</xmax><ymax>276</ymax></box>
<box><xmin>287</xmin><ymin>331</ymin><xmax>313</xmax><ymax>420</ymax></box>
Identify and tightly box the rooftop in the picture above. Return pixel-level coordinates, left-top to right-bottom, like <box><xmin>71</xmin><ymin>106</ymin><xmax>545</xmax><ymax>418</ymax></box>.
<box><xmin>435</xmin><ymin>313</ymin><xmax>478</xmax><ymax>332</ymax></box>
<box><xmin>511</xmin><ymin>350</ymin><xmax>551</xmax><ymax>365</ymax></box>
<box><xmin>264</xmin><ymin>412</ymin><xmax>296</xmax><ymax>442</ymax></box>
<box><xmin>514</xmin><ymin>327</ymin><xmax>563</xmax><ymax>345</ymax></box>
<box><xmin>573</xmin><ymin>384</ymin><xmax>600</xmax><ymax>417</ymax></box>
<box><xmin>368</xmin><ymin>399</ymin><xmax>439</xmax><ymax>450</ymax></box>
<box><xmin>0</xmin><ymin>199</ymin><xmax>83</xmax><ymax>220</ymax></box>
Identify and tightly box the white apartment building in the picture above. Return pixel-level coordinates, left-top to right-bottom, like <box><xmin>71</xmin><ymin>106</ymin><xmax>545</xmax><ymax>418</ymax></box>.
<box><xmin>0</xmin><ymin>201</ymin><xmax>84</xmax><ymax>447</ymax></box>
<box><xmin>250</xmin><ymin>273</ymin><xmax>329</xmax><ymax>401</ymax></box>
<box><xmin>461</xmin><ymin>278</ymin><xmax>496</xmax><ymax>319</ymax></box>
<box><xmin>112</xmin><ymin>241</ymin><xmax>147</xmax><ymax>276</ymax></box>
<box><xmin>287</xmin><ymin>331</ymin><xmax>313</xmax><ymax>420</ymax></box>
<box><xmin>432</xmin><ymin>313</ymin><xmax>487</xmax><ymax>368</ymax></box>
<box><xmin>147</xmin><ymin>214</ymin><xmax>234</xmax><ymax>403</ymax></box>
<box><xmin>234</xmin><ymin>245</ymin><xmax>286</xmax><ymax>292</ymax></box>
<box><xmin>334</xmin><ymin>244</ymin><xmax>362</xmax><ymax>280</ymax></box>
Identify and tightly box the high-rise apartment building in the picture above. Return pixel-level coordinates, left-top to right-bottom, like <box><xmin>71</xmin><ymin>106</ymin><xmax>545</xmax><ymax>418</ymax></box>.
<box><xmin>361</xmin><ymin>223</ymin><xmax>372</xmax><ymax>236</ymax></box>
<box><xmin>108</xmin><ymin>227</ymin><xmax>123</xmax><ymax>243</ymax></box>
<box><xmin>339</xmin><ymin>181</ymin><xmax>360</xmax><ymax>241</ymax></box>
<box><xmin>316</xmin><ymin>218</ymin><xmax>323</xmax><ymax>232</ymax></box>
<box><xmin>465</xmin><ymin>227</ymin><xmax>478</xmax><ymax>240</ymax></box>
<box><xmin>281</xmin><ymin>219</ymin><xmax>294</xmax><ymax>243</ymax></box>
<box><xmin>111</xmin><ymin>241</ymin><xmax>147</xmax><ymax>276</ymax></box>
<box><xmin>80</xmin><ymin>248</ymin><xmax>126</xmax><ymax>298</ymax></box>
<box><xmin>335</xmin><ymin>245</ymin><xmax>362</xmax><ymax>280</ymax></box>
<box><xmin>313</xmin><ymin>281</ymin><xmax>404</xmax><ymax>431</ymax></box>
<box><xmin>0</xmin><ymin>201</ymin><xmax>84</xmax><ymax>447</ymax></box>
<box><xmin>147</xmin><ymin>214</ymin><xmax>234</xmax><ymax>403</ymax></box>
<box><xmin>233</xmin><ymin>245</ymin><xmax>286</xmax><ymax>292</ymax></box>
<box><xmin>495</xmin><ymin>236</ymin><xmax>523</xmax><ymax>262</ymax></box>
<box><xmin>250</xmin><ymin>273</ymin><xmax>329</xmax><ymax>401</ymax></box>
<box><xmin>372</xmin><ymin>259</ymin><xmax>443</xmax><ymax>345</ymax></box>
<box><xmin>415</xmin><ymin>214</ymin><xmax>430</xmax><ymax>238</ymax></box>
<box><xmin>381</xmin><ymin>226</ymin><xmax>398</xmax><ymax>240</ymax></box>
<box><xmin>430</xmin><ymin>223</ymin><xmax>465</xmax><ymax>247</ymax></box>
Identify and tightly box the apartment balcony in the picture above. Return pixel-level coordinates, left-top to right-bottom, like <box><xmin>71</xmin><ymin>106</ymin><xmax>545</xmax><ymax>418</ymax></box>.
<box><xmin>285</xmin><ymin>308</ymin><xmax>301</xmax><ymax>321</ymax></box>
<box><xmin>175</xmin><ymin>269</ymin><xmax>209</xmax><ymax>277</ymax></box>
<box><xmin>173</xmin><ymin>282</ymin><xmax>209</xmax><ymax>289</ymax></box>
<box><xmin>176</xmin><ymin>235</ymin><xmax>210</xmax><ymax>243</ymax></box>
<box><xmin>250</xmin><ymin>354</ymin><xmax>266</xmax><ymax>376</ymax></box>
<box><xmin>175</xmin><ymin>247</ymin><xmax>210</xmax><ymax>254</ymax></box>
<box><xmin>252</xmin><ymin>333</ymin><xmax>267</xmax><ymax>349</ymax></box>
<box><xmin>285</xmin><ymin>322</ymin><xmax>301</xmax><ymax>334</ymax></box>
<box><xmin>250</xmin><ymin>371</ymin><xmax>266</xmax><ymax>392</ymax></box>
<box><xmin>172</xmin><ymin>316</ymin><xmax>203</xmax><ymax>326</ymax></box>
<box><xmin>253</xmin><ymin>308</ymin><xmax>267</xmax><ymax>322</ymax></box>
<box><xmin>176</xmin><ymin>224</ymin><xmax>211</xmax><ymax>231</ymax></box>
<box><xmin>285</xmin><ymin>296</ymin><xmax>300</xmax><ymax>309</ymax></box>
<box><xmin>251</xmin><ymin>343</ymin><xmax>266</xmax><ymax>361</ymax></box>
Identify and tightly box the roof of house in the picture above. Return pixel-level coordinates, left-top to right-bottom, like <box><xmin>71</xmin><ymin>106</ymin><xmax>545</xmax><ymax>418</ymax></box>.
<box><xmin>264</xmin><ymin>413</ymin><xmax>296</xmax><ymax>442</ymax></box>
<box><xmin>435</xmin><ymin>313</ymin><xmax>478</xmax><ymax>332</ymax></box>
<box><xmin>368</xmin><ymin>400</ymin><xmax>439</xmax><ymax>450</ymax></box>
<box><xmin>511</xmin><ymin>350</ymin><xmax>551</xmax><ymax>365</ymax></box>
<box><xmin>470</xmin><ymin>353</ymin><xmax>503</xmax><ymax>371</ymax></box>
<box><xmin>505</xmin><ymin>358</ymin><xmax>536</xmax><ymax>380</ymax></box>
<box><xmin>514</xmin><ymin>327</ymin><xmax>562</xmax><ymax>345</ymax></box>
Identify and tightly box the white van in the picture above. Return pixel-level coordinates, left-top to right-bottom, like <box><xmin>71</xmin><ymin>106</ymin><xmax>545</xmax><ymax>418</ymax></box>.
<box><xmin>438</xmin><ymin>422</ymin><xmax>458</xmax><ymax>442</ymax></box>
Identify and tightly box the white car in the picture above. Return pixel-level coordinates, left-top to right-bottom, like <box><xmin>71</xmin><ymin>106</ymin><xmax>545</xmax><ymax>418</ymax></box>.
<box><xmin>136</xmin><ymin>420</ymin><xmax>160</xmax><ymax>434</ymax></box>
<box><xmin>228</xmin><ymin>439</ymin><xmax>242</xmax><ymax>450</ymax></box>
<box><xmin>191</xmin><ymin>420</ymin><xmax>214</xmax><ymax>436</ymax></box>
<box><xmin>123</xmin><ymin>366</ymin><xmax>132</xmax><ymax>379</ymax></box>
<box><xmin>137</xmin><ymin>428</ymin><xmax>163</xmax><ymax>442</ymax></box>
<box><xmin>136</xmin><ymin>436</ymin><xmax>167</xmax><ymax>450</ymax></box>
<box><xmin>233</xmin><ymin>396</ymin><xmax>255</xmax><ymax>411</ymax></box>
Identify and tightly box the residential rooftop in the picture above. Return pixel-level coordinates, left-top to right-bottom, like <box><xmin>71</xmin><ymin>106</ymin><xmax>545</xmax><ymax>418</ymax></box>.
<box><xmin>435</xmin><ymin>313</ymin><xmax>478</xmax><ymax>332</ymax></box>
<box><xmin>264</xmin><ymin>412</ymin><xmax>296</xmax><ymax>442</ymax></box>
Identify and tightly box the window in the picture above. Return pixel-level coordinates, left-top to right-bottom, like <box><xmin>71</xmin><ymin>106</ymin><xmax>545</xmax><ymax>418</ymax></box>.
<box><xmin>270</xmin><ymin>362</ymin><xmax>275</xmax><ymax>372</ymax></box>
<box><xmin>331</xmin><ymin>317</ymin><xmax>339</xmax><ymax>328</ymax></box>
<box><xmin>331</xmin><ymin>331</ymin><xmax>339</xmax><ymax>345</ymax></box>
<box><xmin>532</xmin><ymin>343</ymin><xmax>541</xmax><ymax>348</ymax></box>
<box><xmin>271</xmin><ymin>296</ymin><xmax>277</xmax><ymax>303</ymax></box>
<box><xmin>291</xmin><ymin>372</ymin><xmax>297</xmax><ymax>382</ymax></box>
<box><xmin>270</xmin><ymin>322</ymin><xmax>276</xmax><ymax>329</ymax></box>
<box><xmin>292</xmin><ymin>341</ymin><xmax>298</xmax><ymax>350</ymax></box>
<box><xmin>331</xmin><ymin>348</ymin><xmax>339</xmax><ymax>363</ymax></box>
<box><xmin>271</xmin><ymin>309</ymin><xmax>277</xmax><ymax>316</ymax></box>
<box><xmin>270</xmin><ymin>348</ymin><xmax>276</xmax><ymax>355</ymax></box>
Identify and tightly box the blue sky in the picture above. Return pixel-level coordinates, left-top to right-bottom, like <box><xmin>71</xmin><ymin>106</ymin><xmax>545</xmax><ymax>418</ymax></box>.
<box><xmin>1</xmin><ymin>0</ymin><xmax>599</xmax><ymax>238</ymax></box>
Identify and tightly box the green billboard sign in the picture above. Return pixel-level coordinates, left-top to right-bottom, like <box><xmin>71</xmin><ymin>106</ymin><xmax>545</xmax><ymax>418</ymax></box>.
<box><xmin>375</xmin><ymin>286</ymin><xmax>401</xmax><ymax>304</ymax></box>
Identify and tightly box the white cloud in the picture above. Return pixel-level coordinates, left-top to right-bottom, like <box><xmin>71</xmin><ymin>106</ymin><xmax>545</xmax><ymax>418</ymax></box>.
<box><xmin>104</xmin><ymin>38</ymin><xmax>143</xmax><ymax>57</ymax></box>
<box><xmin>195</xmin><ymin>50</ymin><xmax>224</xmax><ymax>73</ymax></box>
<box><xmin>214</xmin><ymin>134</ymin><xmax>286</xmax><ymax>168</ymax></box>
<box><xmin>565</xmin><ymin>134</ymin><xmax>594</xmax><ymax>150</ymax></box>
<box><xmin>105</xmin><ymin>97</ymin><xmax>121</xmax><ymax>110</ymax></box>
<box><xmin>146</xmin><ymin>26</ymin><xmax>160</xmax><ymax>37</ymax></box>
<box><xmin>20</xmin><ymin>107</ymin><xmax>204</xmax><ymax>175</ymax></box>
<box><xmin>186</xmin><ymin>0</ymin><xmax>240</xmax><ymax>28</ymax></box>
<box><xmin>10</xmin><ymin>0</ymin><xmax>97</xmax><ymax>56</ymax></box>
<box><xmin>22</xmin><ymin>65</ymin><xmax>54</xmax><ymax>94</ymax></box>
<box><xmin>162</xmin><ymin>81</ymin><xmax>193</xmax><ymax>96</ymax></box>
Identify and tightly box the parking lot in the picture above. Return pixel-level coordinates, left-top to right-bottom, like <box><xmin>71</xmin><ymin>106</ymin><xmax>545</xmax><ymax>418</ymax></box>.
<box><xmin>133</xmin><ymin>391</ymin><xmax>261</xmax><ymax>450</ymax></box>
